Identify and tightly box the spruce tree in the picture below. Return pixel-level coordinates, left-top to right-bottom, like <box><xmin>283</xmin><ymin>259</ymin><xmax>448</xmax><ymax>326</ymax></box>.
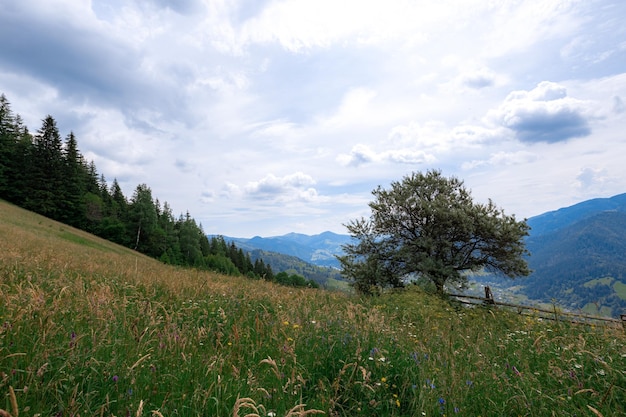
<box><xmin>29</xmin><ymin>115</ymin><xmax>65</xmax><ymax>218</ymax></box>
<box><xmin>60</xmin><ymin>132</ymin><xmax>87</xmax><ymax>227</ymax></box>
<box><xmin>0</xmin><ymin>94</ymin><xmax>16</xmax><ymax>196</ymax></box>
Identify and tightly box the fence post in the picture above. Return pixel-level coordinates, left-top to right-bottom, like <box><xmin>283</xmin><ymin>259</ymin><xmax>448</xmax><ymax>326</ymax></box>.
<box><xmin>484</xmin><ymin>286</ymin><xmax>495</xmax><ymax>305</ymax></box>
<box><xmin>621</xmin><ymin>314</ymin><xmax>626</xmax><ymax>332</ymax></box>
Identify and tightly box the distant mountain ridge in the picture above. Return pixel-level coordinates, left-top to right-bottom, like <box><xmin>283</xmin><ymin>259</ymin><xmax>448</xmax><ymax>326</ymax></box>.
<box><xmin>216</xmin><ymin>231</ymin><xmax>352</xmax><ymax>269</ymax></box>
<box><xmin>526</xmin><ymin>193</ymin><xmax>626</xmax><ymax>237</ymax></box>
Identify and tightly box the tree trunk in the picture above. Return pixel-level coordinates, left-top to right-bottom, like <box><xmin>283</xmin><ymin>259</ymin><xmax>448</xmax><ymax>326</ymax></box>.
<box><xmin>134</xmin><ymin>223</ymin><xmax>141</xmax><ymax>250</ymax></box>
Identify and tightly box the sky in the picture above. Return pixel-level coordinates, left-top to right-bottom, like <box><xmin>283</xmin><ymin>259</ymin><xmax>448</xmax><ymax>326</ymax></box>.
<box><xmin>1</xmin><ymin>0</ymin><xmax>626</xmax><ymax>238</ymax></box>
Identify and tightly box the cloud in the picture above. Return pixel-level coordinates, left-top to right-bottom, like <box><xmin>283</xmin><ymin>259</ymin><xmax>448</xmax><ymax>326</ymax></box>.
<box><xmin>387</xmin><ymin>121</ymin><xmax>450</xmax><ymax>150</ymax></box>
<box><xmin>142</xmin><ymin>0</ymin><xmax>203</xmax><ymax>15</ymax></box>
<box><xmin>321</xmin><ymin>87</ymin><xmax>379</xmax><ymax>129</ymax></box>
<box><xmin>613</xmin><ymin>96</ymin><xmax>625</xmax><ymax>114</ymax></box>
<box><xmin>482</xmin><ymin>0</ymin><xmax>581</xmax><ymax>57</ymax></box>
<box><xmin>383</xmin><ymin>149</ymin><xmax>436</xmax><ymax>165</ymax></box>
<box><xmin>0</xmin><ymin>2</ymin><xmax>142</xmax><ymax>103</ymax></box>
<box><xmin>337</xmin><ymin>144</ymin><xmax>376</xmax><ymax>167</ymax></box>
<box><xmin>238</xmin><ymin>0</ymin><xmax>435</xmax><ymax>52</ymax></box>
<box><xmin>386</xmin><ymin>121</ymin><xmax>504</xmax><ymax>157</ymax></box>
<box><xmin>240</xmin><ymin>172</ymin><xmax>321</xmax><ymax>203</ymax></box>
<box><xmin>573</xmin><ymin>167</ymin><xmax>610</xmax><ymax>190</ymax></box>
<box><xmin>448</xmin><ymin>66</ymin><xmax>504</xmax><ymax>91</ymax></box>
<box><xmin>459</xmin><ymin>68</ymin><xmax>496</xmax><ymax>89</ymax></box>
<box><xmin>337</xmin><ymin>144</ymin><xmax>435</xmax><ymax>167</ymax></box>
<box><xmin>488</xmin><ymin>81</ymin><xmax>593</xmax><ymax>143</ymax></box>
<box><xmin>462</xmin><ymin>151</ymin><xmax>537</xmax><ymax>170</ymax></box>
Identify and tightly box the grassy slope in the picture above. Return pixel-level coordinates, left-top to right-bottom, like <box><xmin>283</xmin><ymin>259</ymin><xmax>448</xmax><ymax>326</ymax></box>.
<box><xmin>1</xmin><ymin>200</ymin><xmax>625</xmax><ymax>416</ymax></box>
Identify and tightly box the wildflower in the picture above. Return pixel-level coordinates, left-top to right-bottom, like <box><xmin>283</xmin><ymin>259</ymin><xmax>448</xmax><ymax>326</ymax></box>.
<box><xmin>292</xmin><ymin>324</ymin><xmax>300</xmax><ymax>330</ymax></box>
<box><xmin>439</xmin><ymin>398</ymin><xmax>445</xmax><ymax>405</ymax></box>
<box><xmin>283</xmin><ymin>321</ymin><xmax>289</xmax><ymax>326</ymax></box>
<box><xmin>112</xmin><ymin>375</ymin><xmax>119</xmax><ymax>383</ymax></box>
<box><xmin>369</xmin><ymin>347</ymin><xmax>379</xmax><ymax>361</ymax></box>
<box><xmin>381</xmin><ymin>377</ymin><xmax>387</xmax><ymax>383</ymax></box>
<box><xmin>597</xmin><ymin>369</ymin><xmax>606</xmax><ymax>376</ymax></box>
<box><xmin>396</xmin><ymin>399</ymin><xmax>401</xmax><ymax>407</ymax></box>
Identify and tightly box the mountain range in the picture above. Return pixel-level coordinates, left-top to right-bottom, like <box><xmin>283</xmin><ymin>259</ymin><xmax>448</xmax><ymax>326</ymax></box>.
<box><xmin>217</xmin><ymin>231</ymin><xmax>352</xmax><ymax>269</ymax></box>
<box><xmin>217</xmin><ymin>193</ymin><xmax>626</xmax><ymax>316</ymax></box>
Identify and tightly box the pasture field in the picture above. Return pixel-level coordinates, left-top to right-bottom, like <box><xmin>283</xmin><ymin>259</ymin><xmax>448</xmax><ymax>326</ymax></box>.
<box><xmin>1</xmin><ymin>200</ymin><xmax>625</xmax><ymax>416</ymax></box>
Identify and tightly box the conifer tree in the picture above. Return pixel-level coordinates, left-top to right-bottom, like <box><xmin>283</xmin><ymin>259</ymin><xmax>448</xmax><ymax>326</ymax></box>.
<box><xmin>0</xmin><ymin>94</ymin><xmax>16</xmax><ymax>196</ymax></box>
<box><xmin>130</xmin><ymin>184</ymin><xmax>161</xmax><ymax>256</ymax></box>
<box><xmin>60</xmin><ymin>132</ymin><xmax>87</xmax><ymax>226</ymax></box>
<box><xmin>28</xmin><ymin>115</ymin><xmax>65</xmax><ymax>218</ymax></box>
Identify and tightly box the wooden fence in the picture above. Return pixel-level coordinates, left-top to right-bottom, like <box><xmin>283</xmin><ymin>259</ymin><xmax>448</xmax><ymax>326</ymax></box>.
<box><xmin>448</xmin><ymin>286</ymin><xmax>626</xmax><ymax>331</ymax></box>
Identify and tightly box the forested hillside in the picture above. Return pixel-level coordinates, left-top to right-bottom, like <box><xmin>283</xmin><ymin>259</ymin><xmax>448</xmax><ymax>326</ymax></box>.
<box><xmin>0</xmin><ymin>93</ymin><xmax>319</xmax><ymax>287</ymax></box>
<box><xmin>247</xmin><ymin>249</ymin><xmax>345</xmax><ymax>289</ymax></box>
<box><xmin>524</xmin><ymin>210</ymin><xmax>626</xmax><ymax>316</ymax></box>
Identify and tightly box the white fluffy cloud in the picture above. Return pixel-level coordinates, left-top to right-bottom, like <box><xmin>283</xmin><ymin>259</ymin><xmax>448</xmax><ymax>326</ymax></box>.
<box><xmin>242</xmin><ymin>172</ymin><xmax>321</xmax><ymax>203</ymax></box>
<box><xmin>488</xmin><ymin>81</ymin><xmax>593</xmax><ymax>143</ymax></box>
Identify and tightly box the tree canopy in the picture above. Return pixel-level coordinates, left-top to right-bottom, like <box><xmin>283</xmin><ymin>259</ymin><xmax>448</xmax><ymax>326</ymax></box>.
<box><xmin>338</xmin><ymin>170</ymin><xmax>531</xmax><ymax>294</ymax></box>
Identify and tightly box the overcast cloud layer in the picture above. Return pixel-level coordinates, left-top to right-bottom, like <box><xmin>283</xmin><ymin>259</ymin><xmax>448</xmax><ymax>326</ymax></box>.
<box><xmin>2</xmin><ymin>0</ymin><xmax>625</xmax><ymax>237</ymax></box>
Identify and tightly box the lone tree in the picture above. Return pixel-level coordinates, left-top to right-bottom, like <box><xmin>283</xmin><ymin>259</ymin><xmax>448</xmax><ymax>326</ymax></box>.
<box><xmin>338</xmin><ymin>170</ymin><xmax>530</xmax><ymax>294</ymax></box>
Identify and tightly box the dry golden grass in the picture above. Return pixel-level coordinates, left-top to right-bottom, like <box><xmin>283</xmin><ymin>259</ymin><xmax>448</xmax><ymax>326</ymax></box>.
<box><xmin>0</xmin><ymin>199</ymin><xmax>346</xmax><ymax>306</ymax></box>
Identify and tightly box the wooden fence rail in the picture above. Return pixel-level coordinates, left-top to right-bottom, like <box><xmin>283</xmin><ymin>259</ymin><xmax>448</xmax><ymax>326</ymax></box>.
<box><xmin>447</xmin><ymin>286</ymin><xmax>626</xmax><ymax>331</ymax></box>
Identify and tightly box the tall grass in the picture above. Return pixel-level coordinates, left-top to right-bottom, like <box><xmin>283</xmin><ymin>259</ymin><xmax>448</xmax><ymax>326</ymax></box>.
<box><xmin>1</xmin><ymin>200</ymin><xmax>625</xmax><ymax>416</ymax></box>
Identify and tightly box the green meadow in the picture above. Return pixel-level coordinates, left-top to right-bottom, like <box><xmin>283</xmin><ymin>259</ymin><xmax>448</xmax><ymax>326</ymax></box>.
<box><xmin>1</xmin><ymin>200</ymin><xmax>625</xmax><ymax>416</ymax></box>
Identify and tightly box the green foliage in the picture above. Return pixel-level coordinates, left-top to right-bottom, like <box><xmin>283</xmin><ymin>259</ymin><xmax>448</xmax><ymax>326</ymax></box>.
<box><xmin>274</xmin><ymin>271</ymin><xmax>319</xmax><ymax>288</ymax></box>
<box><xmin>339</xmin><ymin>170</ymin><xmax>531</xmax><ymax>294</ymax></box>
<box><xmin>248</xmin><ymin>249</ymin><xmax>343</xmax><ymax>288</ymax></box>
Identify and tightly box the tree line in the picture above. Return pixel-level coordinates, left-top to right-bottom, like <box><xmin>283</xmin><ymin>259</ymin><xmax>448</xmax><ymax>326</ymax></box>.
<box><xmin>0</xmin><ymin>93</ymin><xmax>317</xmax><ymax>288</ymax></box>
